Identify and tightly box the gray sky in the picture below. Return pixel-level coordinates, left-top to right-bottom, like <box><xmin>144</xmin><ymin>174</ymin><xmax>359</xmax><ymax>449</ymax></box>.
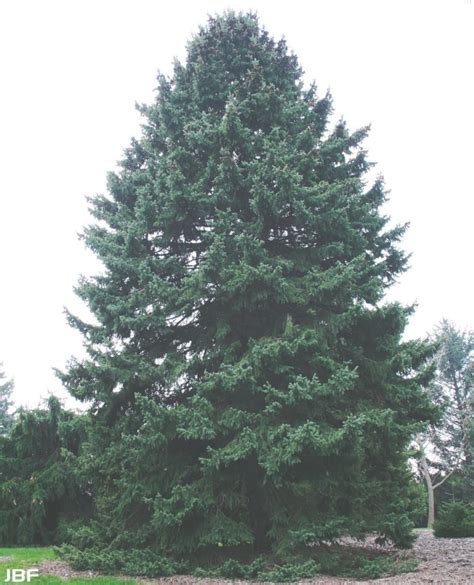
<box><xmin>0</xmin><ymin>0</ymin><xmax>473</xmax><ymax>408</ymax></box>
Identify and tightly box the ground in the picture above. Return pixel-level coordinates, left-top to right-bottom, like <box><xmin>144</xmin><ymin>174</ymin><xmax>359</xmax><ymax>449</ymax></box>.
<box><xmin>1</xmin><ymin>531</ymin><xmax>472</xmax><ymax>584</ymax></box>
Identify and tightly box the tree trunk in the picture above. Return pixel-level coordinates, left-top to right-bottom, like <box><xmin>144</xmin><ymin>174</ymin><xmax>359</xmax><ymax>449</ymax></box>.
<box><xmin>419</xmin><ymin>451</ymin><xmax>435</xmax><ymax>528</ymax></box>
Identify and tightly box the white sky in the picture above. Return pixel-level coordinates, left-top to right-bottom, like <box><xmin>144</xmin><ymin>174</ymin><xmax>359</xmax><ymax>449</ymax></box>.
<box><xmin>0</xmin><ymin>0</ymin><xmax>473</xmax><ymax>408</ymax></box>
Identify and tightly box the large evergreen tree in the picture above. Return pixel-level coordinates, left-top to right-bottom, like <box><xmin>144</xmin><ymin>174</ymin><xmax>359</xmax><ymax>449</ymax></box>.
<box><xmin>61</xmin><ymin>12</ymin><xmax>435</xmax><ymax>561</ymax></box>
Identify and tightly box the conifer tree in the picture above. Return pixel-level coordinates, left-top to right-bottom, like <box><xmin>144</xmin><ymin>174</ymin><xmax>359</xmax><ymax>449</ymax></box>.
<box><xmin>0</xmin><ymin>364</ymin><xmax>14</xmax><ymax>436</ymax></box>
<box><xmin>0</xmin><ymin>396</ymin><xmax>90</xmax><ymax>545</ymax></box>
<box><xmin>61</xmin><ymin>12</ymin><xmax>435</xmax><ymax>559</ymax></box>
<box><xmin>431</xmin><ymin>321</ymin><xmax>473</xmax><ymax>482</ymax></box>
<box><xmin>417</xmin><ymin>320</ymin><xmax>473</xmax><ymax>526</ymax></box>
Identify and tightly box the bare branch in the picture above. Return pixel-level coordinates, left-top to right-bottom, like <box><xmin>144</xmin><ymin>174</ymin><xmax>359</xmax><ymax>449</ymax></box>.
<box><xmin>432</xmin><ymin>467</ymin><xmax>457</xmax><ymax>490</ymax></box>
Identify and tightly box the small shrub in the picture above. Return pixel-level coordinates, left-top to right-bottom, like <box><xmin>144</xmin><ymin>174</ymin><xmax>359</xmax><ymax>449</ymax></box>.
<box><xmin>433</xmin><ymin>502</ymin><xmax>474</xmax><ymax>538</ymax></box>
<box><xmin>194</xmin><ymin>558</ymin><xmax>320</xmax><ymax>582</ymax></box>
<box><xmin>313</xmin><ymin>547</ymin><xmax>417</xmax><ymax>579</ymax></box>
<box><xmin>256</xmin><ymin>560</ymin><xmax>320</xmax><ymax>582</ymax></box>
<box><xmin>348</xmin><ymin>555</ymin><xmax>418</xmax><ymax>579</ymax></box>
<box><xmin>56</xmin><ymin>545</ymin><xmax>184</xmax><ymax>577</ymax></box>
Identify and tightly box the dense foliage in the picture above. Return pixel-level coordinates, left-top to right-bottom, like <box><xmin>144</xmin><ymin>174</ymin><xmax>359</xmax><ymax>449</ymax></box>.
<box><xmin>58</xmin><ymin>11</ymin><xmax>435</xmax><ymax>575</ymax></box>
<box><xmin>433</xmin><ymin>502</ymin><xmax>474</xmax><ymax>538</ymax></box>
<box><xmin>0</xmin><ymin>397</ymin><xmax>91</xmax><ymax>545</ymax></box>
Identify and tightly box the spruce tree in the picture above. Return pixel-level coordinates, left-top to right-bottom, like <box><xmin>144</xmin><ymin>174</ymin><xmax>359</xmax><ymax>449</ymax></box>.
<box><xmin>61</xmin><ymin>12</ymin><xmax>435</xmax><ymax>561</ymax></box>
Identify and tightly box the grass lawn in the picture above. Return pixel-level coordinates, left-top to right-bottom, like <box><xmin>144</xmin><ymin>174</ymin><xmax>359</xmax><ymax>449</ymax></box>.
<box><xmin>0</xmin><ymin>549</ymin><xmax>137</xmax><ymax>585</ymax></box>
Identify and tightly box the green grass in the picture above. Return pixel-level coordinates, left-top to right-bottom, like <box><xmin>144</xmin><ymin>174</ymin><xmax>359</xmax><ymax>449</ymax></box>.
<box><xmin>0</xmin><ymin>548</ymin><xmax>56</xmax><ymax>566</ymax></box>
<box><xmin>0</xmin><ymin>549</ymin><xmax>138</xmax><ymax>585</ymax></box>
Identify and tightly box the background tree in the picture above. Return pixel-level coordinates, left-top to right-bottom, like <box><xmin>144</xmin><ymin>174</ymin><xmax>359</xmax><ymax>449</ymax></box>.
<box><xmin>417</xmin><ymin>320</ymin><xmax>473</xmax><ymax>526</ymax></box>
<box><xmin>0</xmin><ymin>364</ymin><xmax>14</xmax><ymax>436</ymax></box>
<box><xmin>60</xmin><ymin>11</ymin><xmax>435</xmax><ymax>566</ymax></box>
<box><xmin>0</xmin><ymin>396</ymin><xmax>91</xmax><ymax>545</ymax></box>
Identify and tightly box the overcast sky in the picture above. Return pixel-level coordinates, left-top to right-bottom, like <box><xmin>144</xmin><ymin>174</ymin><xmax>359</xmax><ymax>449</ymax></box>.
<box><xmin>0</xmin><ymin>0</ymin><xmax>472</xmax><ymax>408</ymax></box>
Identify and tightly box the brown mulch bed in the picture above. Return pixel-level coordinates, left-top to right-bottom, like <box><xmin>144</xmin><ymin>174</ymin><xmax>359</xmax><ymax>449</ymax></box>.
<box><xmin>34</xmin><ymin>559</ymin><xmax>99</xmax><ymax>579</ymax></box>
<box><xmin>361</xmin><ymin>531</ymin><xmax>473</xmax><ymax>584</ymax></box>
<box><xmin>35</xmin><ymin>531</ymin><xmax>473</xmax><ymax>584</ymax></box>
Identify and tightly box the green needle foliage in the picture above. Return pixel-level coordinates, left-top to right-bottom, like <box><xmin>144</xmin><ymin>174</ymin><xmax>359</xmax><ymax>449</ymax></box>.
<box><xmin>0</xmin><ymin>397</ymin><xmax>91</xmax><ymax>545</ymax></box>
<box><xmin>59</xmin><ymin>11</ymin><xmax>435</xmax><ymax>572</ymax></box>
